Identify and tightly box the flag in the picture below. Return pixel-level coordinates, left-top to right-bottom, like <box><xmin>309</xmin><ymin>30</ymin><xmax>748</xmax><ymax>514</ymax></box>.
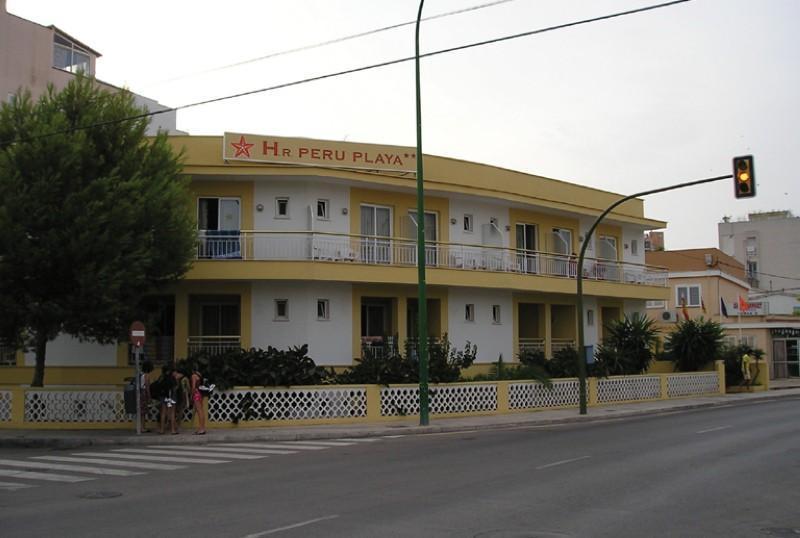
<box><xmin>680</xmin><ymin>299</ymin><xmax>690</xmax><ymax>321</ymax></box>
<box><xmin>720</xmin><ymin>298</ymin><xmax>729</xmax><ymax>317</ymax></box>
<box><xmin>701</xmin><ymin>298</ymin><xmax>707</xmax><ymax>314</ymax></box>
<box><xmin>738</xmin><ymin>295</ymin><xmax>750</xmax><ymax>312</ymax></box>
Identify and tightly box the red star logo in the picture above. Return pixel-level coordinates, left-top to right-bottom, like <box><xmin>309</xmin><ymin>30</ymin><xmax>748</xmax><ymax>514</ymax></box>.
<box><xmin>231</xmin><ymin>135</ymin><xmax>254</xmax><ymax>158</ymax></box>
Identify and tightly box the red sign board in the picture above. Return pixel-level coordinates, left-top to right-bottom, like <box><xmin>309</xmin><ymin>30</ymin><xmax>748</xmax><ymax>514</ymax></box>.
<box><xmin>129</xmin><ymin>321</ymin><xmax>146</xmax><ymax>348</ymax></box>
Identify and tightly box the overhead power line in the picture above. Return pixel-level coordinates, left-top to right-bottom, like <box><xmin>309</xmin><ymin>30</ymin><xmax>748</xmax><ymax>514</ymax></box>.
<box><xmin>1</xmin><ymin>0</ymin><xmax>692</xmax><ymax>146</ymax></box>
<box><xmin>143</xmin><ymin>0</ymin><xmax>518</xmax><ymax>88</ymax></box>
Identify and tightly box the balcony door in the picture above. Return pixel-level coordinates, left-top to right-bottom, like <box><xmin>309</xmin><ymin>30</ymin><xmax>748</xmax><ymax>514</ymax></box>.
<box><xmin>198</xmin><ymin>197</ymin><xmax>241</xmax><ymax>258</ymax></box>
<box><xmin>598</xmin><ymin>235</ymin><xmax>619</xmax><ymax>281</ymax></box>
<box><xmin>361</xmin><ymin>204</ymin><xmax>392</xmax><ymax>264</ymax></box>
<box><xmin>551</xmin><ymin>227</ymin><xmax>572</xmax><ymax>276</ymax></box>
<box><xmin>407</xmin><ymin>210</ymin><xmax>438</xmax><ymax>266</ymax></box>
<box><xmin>516</xmin><ymin>223</ymin><xmax>538</xmax><ymax>273</ymax></box>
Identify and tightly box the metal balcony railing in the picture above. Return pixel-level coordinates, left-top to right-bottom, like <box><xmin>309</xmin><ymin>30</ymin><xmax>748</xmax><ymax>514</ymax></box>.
<box><xmin>518</xmin><ymin>338</ymin><xmax>545</xmax><ymax>354</ymax></box>
<box><xmin>187</xmin><ymin>336</ymin><xmax>241</xmax><ymax>356</ymax></box>
<box><xmin>195</xmin><ymin>231</ymin><xmax>668</xmax><ymax>287</ymax></box>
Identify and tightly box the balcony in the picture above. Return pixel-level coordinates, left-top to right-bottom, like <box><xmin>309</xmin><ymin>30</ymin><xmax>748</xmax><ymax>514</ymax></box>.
<box><xmin>187</xmin><ymin>335</ymin><xmax>241</xmax><ymax>356</ymax></box>
<box><xmin>195</xmin><ymin>231</ymin><xmax>668</xmax><ymax>287</ymax></box>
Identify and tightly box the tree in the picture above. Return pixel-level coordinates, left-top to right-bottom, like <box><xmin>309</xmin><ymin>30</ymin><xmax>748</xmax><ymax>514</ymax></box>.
<box><xmin>664</xmin><ymin>318</ymin><xmax>725</xmax><ymax>372</ymax></box>
<box><xmin>594</xmin><ymin>313</ymin><xmax>659</xmax><ymax>375</ymax></box>
<box><xmin>0</xmin><ymin>76</ymin><xmax>195</xmax><ymax>386</ymax></box>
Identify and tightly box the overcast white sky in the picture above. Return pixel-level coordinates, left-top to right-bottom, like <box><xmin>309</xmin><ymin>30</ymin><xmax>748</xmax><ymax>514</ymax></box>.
<box><xmin>8</xmin><ymin>0</ymin><xmax>799</xmax><ymax>249</ymax></box>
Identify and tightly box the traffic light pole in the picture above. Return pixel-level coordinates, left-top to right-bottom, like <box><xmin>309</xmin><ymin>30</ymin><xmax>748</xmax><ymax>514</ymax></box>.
<box><xmin>576</xmin><ymin>173</ymin><xmax>732</xmax><ymax>414</ymax></box>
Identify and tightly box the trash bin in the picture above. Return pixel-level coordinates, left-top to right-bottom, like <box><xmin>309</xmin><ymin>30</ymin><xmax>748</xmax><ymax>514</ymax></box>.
<box><xmin>123</xmin><ymin>377</ymin><xmax>137</xmax><ymax>415</ymax></box>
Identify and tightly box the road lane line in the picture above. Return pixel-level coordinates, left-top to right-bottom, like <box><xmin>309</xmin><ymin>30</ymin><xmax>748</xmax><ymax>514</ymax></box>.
<box><xmin>696</xmin><ymin>425</ymin><xmax>732</xmax><ymax>434</ymax></box>
<box><xmin>221</xmin><ymin>443</ymin><xmax>327</xmax><ymax>451</ymax></box>
<box><xmin>153</xmin><ymin>445</ymin><xmax>283</xmax><ymax>455</ymax></box>
<box><xmin>0</xmin><ymin>459</ymin><xmax>142</xmax><ymax>477</ymax></box>
<box><xmin>241</xmin><ymin>515</ymin><xmax>340</xmax><ymax>537</ymax></box>
<box><xmin>0</xmin><ymin>469</ymin><xmax>94</xmax><ymax>483</ymax></box>
<box><xmin>74</xmin><ymin>452</ymin><xmax>229</xmax><ymax>464</ymax></box>
<box><xmin>33</xmin><ymin>456</ymin><xmax>185</xmax><ymax>471</ymax></box>
<box><xmin>283</xmin><ymin>440</ymin><xmax>353</xmax><ymax>447</ymax></box>
<box><xmin>204</xmin><ymin>444</ymin><xmax>297</xmax><ymax>454</ymax></box>
<box><xmin>536</xmin><ymin>456</ymin><xmax>591</xmax><ymax>470</ymax></box>
<box><xmin>337</xmin><ymin>438</ymin><xmax>380</xmax><ymax>442</ymax></box>
<box><xmin>0</xmin><ymin>481</ymin><xmax>35</xmax><ymax>491</ymax></box>
<box><xmin>116</xmin><ymin>448</ymin><xmax>264</xmax><ymax>460</ymax></box>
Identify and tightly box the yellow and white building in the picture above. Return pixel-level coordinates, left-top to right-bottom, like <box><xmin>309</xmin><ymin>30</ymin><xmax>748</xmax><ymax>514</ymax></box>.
<box><xmin>1</xmin><ymin>133</ymin><xmax>671</xmax><ymax>383</ymax></box>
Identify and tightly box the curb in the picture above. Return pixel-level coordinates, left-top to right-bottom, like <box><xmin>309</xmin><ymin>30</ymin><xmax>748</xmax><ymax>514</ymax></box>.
<box><xmin>1</xmin><ymin>390</ymin><xmax>798</xmax><ymax>450</ymax></box>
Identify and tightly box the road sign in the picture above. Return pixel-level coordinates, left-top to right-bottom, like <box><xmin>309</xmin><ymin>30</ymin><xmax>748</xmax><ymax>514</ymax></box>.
<box><xmin>129</xmin><ymin>321</ymin><xmax>146</xmax><ymax>348</ymax></box>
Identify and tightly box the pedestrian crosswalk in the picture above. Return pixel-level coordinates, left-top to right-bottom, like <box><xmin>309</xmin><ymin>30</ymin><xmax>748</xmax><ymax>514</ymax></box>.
<box><xmin>0</xmin><ymin>436</ymin><xmax>389</xmax><ymax>491</ymax></box>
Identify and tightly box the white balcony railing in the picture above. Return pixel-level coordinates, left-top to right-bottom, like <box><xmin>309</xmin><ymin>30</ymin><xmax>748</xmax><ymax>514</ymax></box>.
<box><xmin>195</xmin><ymin>231</ymin><xmax>668</xmax><ymax>287</ymax></box>
<box><xmin>187</xmin><ymin>336</ymin><xmax>241</xmax><ymax>356</ymax></box>
<box><xmin>518</xmin><ymin>338</ymin><xmax>545</xmax><ymax>354</ymax></box>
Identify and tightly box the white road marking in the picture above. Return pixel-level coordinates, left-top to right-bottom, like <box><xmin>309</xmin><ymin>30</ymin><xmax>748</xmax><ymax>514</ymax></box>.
<box><xmin>241</xmin><ymin>515</ymin><xmax>340</xmax><ymax>537</ymax></box>
<box><xmin>0</xmin><ymin>481</ymin><xmax>35</xmax><ymax>491</ymax></box>
<box><xmin>383</xmin><ymin>435</ymin><xmax>406</xmax><ymax>438</ymax></box>
<box><xmin>536</xmin><ymin>456</ymin><xmax>591</xmax><ymax>470</ymax></box>
<box><xmin>33</xmin><ymin>456</ymin><xmax>185</xmax><ymax>471</ymax></box>
<box><xmin>0</xmin><ymin>469</ymin><xmax>94</xmax><ymax>483</ymax></box>
<box><xmin>225</xmin><ymin>443</ymin><xmax>327</xmax><ymax>451</ymax></box>
<box><xmin>283</xmin><ymin>440</ymin><xmax>353</xmax><ymax>447</ymax></box>
<box><xmin>0</xmin><ymin>459</ymin><xmax>142</xmax><ymax>477</ymax></box>
<box><xmin>154</xmin><ymin>444</ymin><xmax>285</xmax><ymax>456</ymax></box>
<box><xmin>74</xmin><ymin>452</ymin><xmax>230</xmax><ymax>464</ymax></box>
<box><xmin>337</xmin><ymin>438</ymin><xmax>380</xmax><ymax>442</ymax></box>
<box><xmin>696</xmin><ymin>425</ymin><xmax>732</xmax><ymax>434</ymax></box>
<box><xmin>205</xmin><ymin>444</ymin><xmax>297</xmax><ymax>454</ymax></box>
<box><xmin>115</xmin><ymin>448</ymin><xmax>264</xmax><ymax>460</ymax></box>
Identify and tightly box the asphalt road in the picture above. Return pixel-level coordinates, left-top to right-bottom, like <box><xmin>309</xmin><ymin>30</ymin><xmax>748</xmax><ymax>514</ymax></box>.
<box><xmin>1</xmin><ymin>399</ymin><xmax>798</xmax><ymax>538</ymax></box>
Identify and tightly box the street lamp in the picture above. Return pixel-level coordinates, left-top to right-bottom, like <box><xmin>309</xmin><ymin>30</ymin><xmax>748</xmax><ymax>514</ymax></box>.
<box><xmin>414</xmin><ymin>0</ymin><xmax>430</xmax><ymax>426</ymax></box>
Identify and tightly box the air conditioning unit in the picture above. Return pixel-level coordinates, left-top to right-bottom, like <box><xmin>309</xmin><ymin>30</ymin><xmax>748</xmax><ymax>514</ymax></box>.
<box><xmin>661</xmin><ymin>311</ymin><xmax>678</xmax><ymax>323</ymax></box>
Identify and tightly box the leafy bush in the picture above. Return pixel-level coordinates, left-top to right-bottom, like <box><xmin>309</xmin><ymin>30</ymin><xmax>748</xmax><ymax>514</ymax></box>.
<box><xmin>665</xmin><ymin>318</ymin><xmax>725</xmax><ymax>371</ymax></box>
<box><xmin>594</xmin><ymin>313</ymin><xmax>659</xmax><ymax>375</ymax></box>
<box><xmin>465</xmin><ymin>354</ymin><xmax>551</xmax><ymax>385</ymax></box>
<box><xmin>177</xmin><ymin>345</ymin><xmax>330</xmax><ymax>390</ymax></box>
<box><xmin>720</xmin><ymin>344</ymin><xmax>765</xmax><ymax>386</ymax></box>
<box><xmin>335</xmin><ymin>335</ymin><xmax>477</xmax><ymax>385</ymax></box>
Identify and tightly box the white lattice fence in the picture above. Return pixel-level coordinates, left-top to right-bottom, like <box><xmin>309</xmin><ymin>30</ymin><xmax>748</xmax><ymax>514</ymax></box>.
<box><xmin>24</xmin><ymin>390</ymin><xmax>130</xmax><ymax>423</ymax></box>
<box><xmin>208</xmin><ymin>387</ymin><xmax>367</xmax><ymax>423</ymax></box>
<box><xmin>380</xmin><ymin>384</ymin><xmax>496</xmax><ymax>417</ymax></box>
<box><xmin>667</xmin><ymin>373</ymin><xmax>720</xmax><ymax>397</ymax></box>
<box><xmin>0</xmin><ymin>391</ymin><xmax>11</xmax><ymax>422</ymax></box>
<box><xmin>509</xmin><ymin>379</ymin><xmax>580</xmax><ymax>409</ymax></box>
<box><xmin>597</xmin><ymin>376</ymin><xmax>661</xmax><ymax>403</ymax></box>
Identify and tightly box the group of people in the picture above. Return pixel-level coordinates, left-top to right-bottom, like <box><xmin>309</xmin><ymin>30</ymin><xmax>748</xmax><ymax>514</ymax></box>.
<box><xmin>138</xmin><ymin>361</ymin><xmax>207</xmax><ymax>435</ymax></box>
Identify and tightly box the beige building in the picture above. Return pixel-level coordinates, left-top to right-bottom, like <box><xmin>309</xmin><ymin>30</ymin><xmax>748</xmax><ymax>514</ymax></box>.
<box><xmin>646</xmin><ymin>248</ymin><xmax>800</xmax><ymax>380</ymax></box>
<box><xmin>0</xmin><ymin>0</ymin><xmax>178</xmax><ymax>134</ymax></box>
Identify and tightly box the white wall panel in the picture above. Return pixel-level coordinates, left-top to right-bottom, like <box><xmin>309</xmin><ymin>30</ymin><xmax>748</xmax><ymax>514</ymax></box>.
<box><xmin>447</xmin><ymin>288</ymin><xmax>514</xmax><ymax>363</ymax></box>
<box><xmin>24</xmin><ymin>335</ymin><xmax>117</xmax><ymax>367</ymax></box>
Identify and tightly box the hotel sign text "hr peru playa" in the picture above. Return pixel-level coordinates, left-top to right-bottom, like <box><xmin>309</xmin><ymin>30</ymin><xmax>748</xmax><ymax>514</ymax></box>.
<box><xmin>223</xmin><ymin>132</ymin><xmax>417</xmax><ymax>173</ymax></box>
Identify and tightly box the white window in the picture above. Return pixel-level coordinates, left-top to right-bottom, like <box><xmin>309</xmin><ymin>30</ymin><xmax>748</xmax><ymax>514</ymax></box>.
<box><xmin>274</xmin><ymin>299</ymin><xmax>289</xmax><ymax>321</ymax></box>
<box><xmin>275</xmin><ymin>198</ymin><xmax>290</xmax><ymax>218</ymax></box>
<box><xmin>492</xmin><ymin>305</ymin><xmax>501</xmax><ymax>324</ymax></box>
<box><xmin>646</xmin><ymin>300</ymin><xmax>667</xmax><ymax>309</ymax></box>
<box><xmin>465</xmin><ymin>304</ymin><xmax>475</xmax><ymax>322</ymax></box>
<box><xmin>598</xmin><ymin>235</ymin><xmax>618</xmax><ymax>260</ymax></box>
<box><xmin>316</xmin><ymin>199</ymin><xmax>329</xmax><ymax>220</ymax></box>
<box><xmin>587</xmin><ymin>309</ymin><xmax>594</xmax><ymax>326</ymax></box>
<box><xmin>7</xmin><ymin>93</ymin><xmax>15</xmax><ymax>105</ymax></box>
<box><xmin>552</xmin><ymin>228</ymin><xmax>573</xmax><ymax>255</ymax></box>
<box><xmin>53</xmin><ymin>34</ymin><xmax>92</xmax><ymax>74</ymax></box>
<box><xmin>317</xmin><ymin>299</ymin><xmax>330</xmax><ymax>320</ymax></box>
<box><xmin>198</xmin><ymin>197</ymin><xmax>241</xmax><ymax>231</ymax></box>
<box><xmin>739</xmin><ymin>335</ymin><xmax>756</xmax><ymax>348</ymax></box>
<box><xmin>463</xmin><ymin>214</ymin><xmax>474</xmax><ymax>233</ymax></box>
<box><xmin>676</xmin><ymin>285</ymin><xmax>701</xmax><ymax>307</ymax></box>
<box><xmin>631</xmin><ymin>239</ymin><xmax>639</xmax><ymax>256</ymax></box>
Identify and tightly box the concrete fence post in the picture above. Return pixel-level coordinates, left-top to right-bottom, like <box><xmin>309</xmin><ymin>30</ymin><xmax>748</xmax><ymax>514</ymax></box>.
<box><xmin>365</xmin><ymin>385</ymin><xmax>382</xmax><ymax>421</ymax></box>
<box><xmin>715</xmin><ymin>360</ymin><xmax>726</xmax><ymax>395</ymax></box>
<box><xmin>11</xmin><ymin>386</ymin><xmax>25</xmax><ymax>427</ymax></box>
<box><xmin>496</xmin><ymin>381</ymin><xmax>510</xmax><ymax>414</ymax></box>
<box><xmin>660</xmin><ymin>374</ymin><xmax>669</xmax><ymax>400</ymax></box>
<box><xmin>588</xmin><ymin>377</ymin><xmax>599</xmax><ymax>407</ymax></box>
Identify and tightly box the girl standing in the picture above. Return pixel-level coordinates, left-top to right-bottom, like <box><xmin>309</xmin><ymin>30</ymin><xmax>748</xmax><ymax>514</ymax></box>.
<box><xmin>190</xmin><ymin>368</ymin><xmax>207</xmax><ymax>435</ymax></box>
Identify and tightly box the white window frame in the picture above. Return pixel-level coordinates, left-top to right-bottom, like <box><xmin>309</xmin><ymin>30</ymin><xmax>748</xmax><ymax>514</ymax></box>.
<box><xmin>275</xmin><ymin>197</ymin><xmax>290</xmax><ymax>219</ymax></box>
<box><xmin>491</xmin><ymin>305</ymin><xmax>502</xmax><ymax>325</ymax></box>
<box><xmin>274</xmin><ymin>299</ymin><xmax>289</xmax><ymax>321</ymax></box>
<box><xmin>646</xmin><ymin>300</ymin><xmax>667</xmax><ymax>309</ymax></box>
<box><xmin>598</xmin><ymin>235</ymin><xmax>618</xmax><ymax>261</ymax></box>
<box><xmin>587</xmin><ymin>309</ymin><xmax>594</xmax><ymax>326</ymax></box>
<box><xmin>316</xmin><ymin>199</ymin><xmax>329</xmax><ymax>221</ymax></box>
<box><xmin>675</xmin><ymin>285</ymin><xmax>701</xmax><ymax>307</ymax></box>
<box><xmin>465</xmin><ymin>304</ymin><xmax>475</xmax><ymax>322</ymax></box>
<box><xmin>316</xmin><ymin>299</ymin><xmax>330</xmax><ymax>321</ymax></box>
<box><xmin>197</xmin><ymin>197</ymin><xmax>241</xmax><ymax>231</ymax></box>
<box><xmin>463</xmin><ymin>214</ymin><xmax>474</xmax><ymax>233</ymax></box>
<box><xmin>631</xmin><ymin>239</ymin><xmax>639</xmax><ymax>256</ymax></box>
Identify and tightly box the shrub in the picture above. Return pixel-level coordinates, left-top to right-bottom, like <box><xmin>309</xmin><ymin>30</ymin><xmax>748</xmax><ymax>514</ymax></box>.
<box><xmin>465</xmin><ymin>354</ymin><xmax>551</xmax><ymax>385</ymax></box>
<box><xmin>665</xmin><ymin>318</ymin><xmax>725</xmax><ymax>371</ymax></box>
<box><xmin>594</xmin><ymin>313</ymin><xmax>659</xmax><ymax>375</ymax></box>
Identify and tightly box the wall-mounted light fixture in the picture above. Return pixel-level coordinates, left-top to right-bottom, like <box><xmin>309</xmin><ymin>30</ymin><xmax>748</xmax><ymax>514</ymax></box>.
<box><xmin>505</xmin><ymin>225</ymin><xmax>511</xmax><ymax>231</ymax></box>
<box><xmin>342</xmin><ymin>208</ymin><xmax>349</xmax><ymax>215</ymax></box>
<box><xmin>450</xmin><ymin>218</ymin><xmax>457</xmax><ymax>225</ymax></box>
<box><xmin>256</xmin><ymin>203</ymin><xmax>264</xmax><ymax>212</ymax></box>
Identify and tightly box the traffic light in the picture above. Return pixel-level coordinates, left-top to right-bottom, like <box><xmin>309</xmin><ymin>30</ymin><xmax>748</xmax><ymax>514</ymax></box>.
<box><xmin>733</xmin><ymin>155</ymin><xmax>755</xmax><ymax>198</ymax></box>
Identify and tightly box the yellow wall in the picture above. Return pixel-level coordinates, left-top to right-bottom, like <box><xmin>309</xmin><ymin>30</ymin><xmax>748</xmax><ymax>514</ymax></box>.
<box><xmin>191</xmin><ymin>180</ymin><xmax>254</xmax><ymax>230</ymax></box>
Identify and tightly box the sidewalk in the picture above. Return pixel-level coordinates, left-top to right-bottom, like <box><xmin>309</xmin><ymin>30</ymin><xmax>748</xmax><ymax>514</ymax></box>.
<box><xmin>2</xmin><ymin>386</ymin><xmax>798</xmax><ymax>449</ymax></box>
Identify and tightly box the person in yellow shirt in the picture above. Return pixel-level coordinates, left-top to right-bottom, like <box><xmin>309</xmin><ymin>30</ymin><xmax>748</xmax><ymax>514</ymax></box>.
<box><xmin>741</xmin><ymin>352</ymin><xmax>752</xmax><ymax>386</ymax></box>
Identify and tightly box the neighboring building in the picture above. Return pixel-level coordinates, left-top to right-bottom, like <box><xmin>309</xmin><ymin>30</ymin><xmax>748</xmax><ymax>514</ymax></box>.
<box><xmin>646</xmin><ymin>248</ymin><xmax>800</xmax><ymax>380</ymax></box>
<box><xmin>718</xmin><ymin>210</ymin><xmax>800</xmax><ymax>315</ymax></box>
<box><xmin>1</xmin><ymin>133</ymin><xmax>672</xmax><ymax>383</ymax></box>
<box><xmin>0</xmin><ymin>0</ymin><xmax>179</xmax><ymax>134</ymax></box>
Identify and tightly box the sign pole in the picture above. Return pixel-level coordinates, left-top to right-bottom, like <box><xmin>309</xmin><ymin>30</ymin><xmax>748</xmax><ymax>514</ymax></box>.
<box><xmin>134</xmin><ymin>345</ymin><xmax>141</xmax><ymax>435</ymax></box>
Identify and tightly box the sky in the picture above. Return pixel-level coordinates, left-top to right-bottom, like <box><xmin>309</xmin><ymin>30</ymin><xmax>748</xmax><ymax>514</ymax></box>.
<box><xmin>8</xmin><ymin>0</ymin><xmax>799</xmax><ymax>250</ymax></box>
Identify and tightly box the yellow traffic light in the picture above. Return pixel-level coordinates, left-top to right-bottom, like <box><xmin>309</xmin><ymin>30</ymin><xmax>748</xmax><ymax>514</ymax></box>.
<box><xmin>733</xmin><ymin>155</ymin><xmax>755</xmax><ymax>198</ymax></box>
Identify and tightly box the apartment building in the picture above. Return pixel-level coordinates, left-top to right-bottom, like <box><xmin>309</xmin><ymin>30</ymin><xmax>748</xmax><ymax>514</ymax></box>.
<box><xmin>0</xmin><ymin>0</ymin><xmax>178</xmax><ymax>134</ymax></box>
<box><xmin>645</xmin><ymin>248</ymin><xmax>800</xmax><ymax>380</ymax></box>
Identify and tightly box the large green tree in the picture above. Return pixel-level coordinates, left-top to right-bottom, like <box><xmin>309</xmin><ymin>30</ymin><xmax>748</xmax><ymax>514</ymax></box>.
<box><xmin>0</xmin><ymin>76</ymin><xmax>195</xmax><ymax>386</ymax></box>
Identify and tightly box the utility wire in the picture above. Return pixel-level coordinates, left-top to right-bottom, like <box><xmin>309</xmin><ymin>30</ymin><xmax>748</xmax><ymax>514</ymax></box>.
<box><xmin>142</xmin><ymin>0</ymin><xmax>518</xmax><ymax>88</ymax></box>
<box><xmin>669</xmin><ymin>250</ymin><xmax>800</xmax><ymax>283</ymax></box>
<box><xmin>1</xmin><ymin>0</ymin><xmax>692</xmax><ymax>146</ymax></box>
